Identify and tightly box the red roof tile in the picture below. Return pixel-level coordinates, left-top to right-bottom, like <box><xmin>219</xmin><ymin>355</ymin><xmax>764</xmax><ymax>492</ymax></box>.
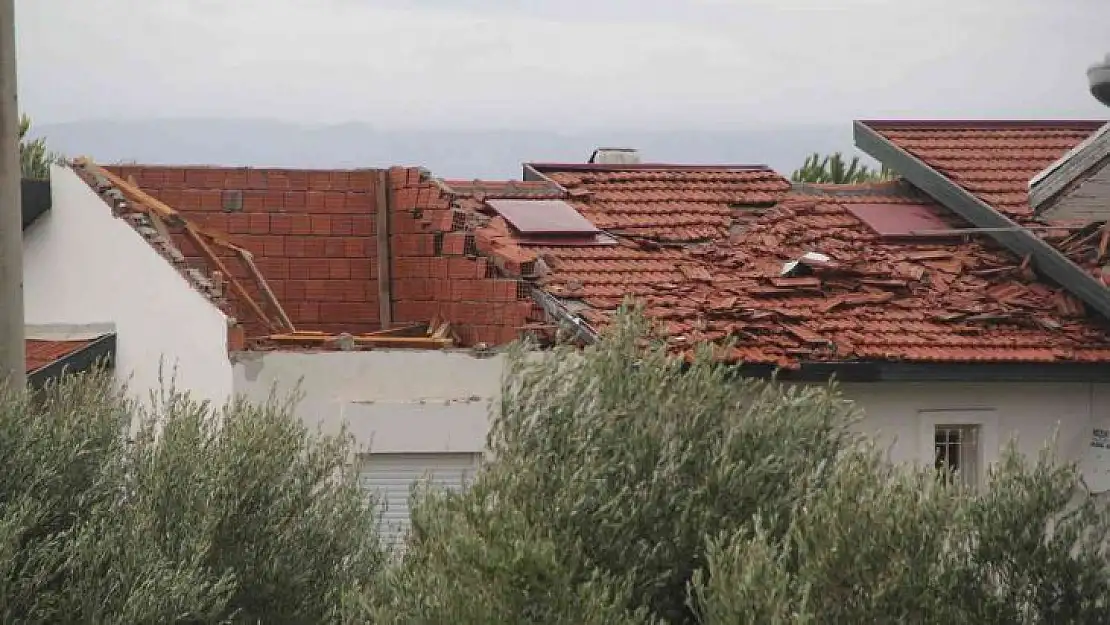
<box><xmin>861</xmin><ymin>120</ymin><xmax>1106</xmax><ymax>217</ymax></box>
<box><xmin>530</xmin><ymin>165</ymin><xmax>790</xmax><ymax>242</ymax></box>
<box><xmin>442</xmin><ymin>166</ymin><xmax>1110</xmax><ymax>366</ymax></box>
<box><xmin>26</xmin><ymin>339</ymin><xmax>91</xmax><ymax>373</ymax></box>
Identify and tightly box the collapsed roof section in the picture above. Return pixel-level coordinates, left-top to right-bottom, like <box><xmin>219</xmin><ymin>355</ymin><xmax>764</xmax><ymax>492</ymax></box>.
<box><xmin>856</xmin><ymin>120</ymin><xmax>1110</xmax><ymax>322</ymax></box>
<box><xmin>434</xmin><ymin>152</ymin><xmax>1110</xmax><ymax>371</ymax></box>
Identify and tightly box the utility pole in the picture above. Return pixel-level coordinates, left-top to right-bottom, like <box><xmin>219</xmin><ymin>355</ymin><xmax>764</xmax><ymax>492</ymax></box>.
<box><xmin>0</xmin><ymin>0</ymin><xmax>25</xmax><ymax>389</ymax></box>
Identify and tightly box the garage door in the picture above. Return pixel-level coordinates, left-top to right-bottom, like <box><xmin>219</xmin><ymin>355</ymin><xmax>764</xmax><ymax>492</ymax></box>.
<box><xmin>358</xmin><ymin>452</ymin><xmax>481</xmax><ymax>547</ymax></box>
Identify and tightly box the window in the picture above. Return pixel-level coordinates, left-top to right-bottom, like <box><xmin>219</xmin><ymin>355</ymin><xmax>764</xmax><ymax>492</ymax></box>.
<box><xmin>934</xmin><ymin>424</ymin><xmax>980</xmax><ymax>487</ymax></box>
<box><xmin>918</xmin><ymin>409</ymin><xmax>996</xmax><ymax>490</ymax></box>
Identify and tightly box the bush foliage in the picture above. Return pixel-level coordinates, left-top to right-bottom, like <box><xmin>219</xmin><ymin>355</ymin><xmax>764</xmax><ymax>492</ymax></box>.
<box><xmin>366</xmin><ymin>310</ymin><xmax>1110</xmax><ymax>624</ymax></box>
<box><xmin>4</xmin><ymin>309</ymin><xmax>1110</xmax><ymax>623</ymax></box>
<box><xmin>18</xmin><ymin>114</ymin><xmax>61</xmax><ymax>179</ymax></box>
<box><xmin>0</xmin><ymin>372</ymin><xmax>384</xmax><ymax>624</ymax></box>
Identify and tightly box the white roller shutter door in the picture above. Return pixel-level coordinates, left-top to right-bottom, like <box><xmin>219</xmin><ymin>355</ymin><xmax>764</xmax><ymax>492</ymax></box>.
<box><xmin>359</xmin><ymin>452</ymin><xmax>480</xmax><ymax>547</ymax></box>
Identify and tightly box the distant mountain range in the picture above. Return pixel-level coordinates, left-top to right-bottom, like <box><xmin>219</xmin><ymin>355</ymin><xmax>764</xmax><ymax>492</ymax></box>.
<box><xmin>34</xmin><ymin>118</ymin><xmax>864</xmax><ymax>180</ymax></box>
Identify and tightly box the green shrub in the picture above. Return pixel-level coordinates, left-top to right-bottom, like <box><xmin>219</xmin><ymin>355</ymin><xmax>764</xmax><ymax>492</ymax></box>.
<box><xmin>0</xmin><ymin>370</ymin><xmax>384</xmax><ymax>624</ymax></box>
<box><xmin>357</xmin><ymin>307</ymin><xmax>1110</xmax><ymax>624</ymax></box>
<box><xmin>693</xmin><ymin>442</ymin><xmax>1110</xmax><ymax>624</ymax></box>
<box><xmin>19</xmin><ymin>114</ymin><xmax>61</xmax><ymax>179</ymax></box>
<box><xmin>362</xmin><ymin>478</ymin><xmax>651</xmax><ymax>624</ymax></box>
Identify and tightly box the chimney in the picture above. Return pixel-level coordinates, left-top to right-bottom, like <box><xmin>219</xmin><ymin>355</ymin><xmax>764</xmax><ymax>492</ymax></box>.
<box><xmin>589</xmin><ymin>147</ymin><xmax>641</xmax><ymax>165</ymax></box>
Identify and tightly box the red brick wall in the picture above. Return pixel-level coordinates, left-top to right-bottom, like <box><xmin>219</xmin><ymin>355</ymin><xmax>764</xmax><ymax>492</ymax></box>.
<box><xmin>107</xmin><ymin>165</ymin><xmax>382</xmax><ymax>337</ymax></box>
<box><xmin>388</xmin><ymin>167</ymin><xmax>543</xmax><ymax>346</ymax></box>
<box><xmin>104</xmin><ymin>164</ymin><xmax>544</xmax><ymax>346</ymax></box>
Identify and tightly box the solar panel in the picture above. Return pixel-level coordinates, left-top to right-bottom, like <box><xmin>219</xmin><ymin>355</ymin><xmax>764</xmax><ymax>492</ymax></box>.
<box><xmin>845</xmin><ymin>203</ymin><xmax>954</xmax><ymax>238</ymax></box>
<box><xmin>486</xmin><ymin>199</ymin><xmax>600</xmax><ymax>235</ymax></box>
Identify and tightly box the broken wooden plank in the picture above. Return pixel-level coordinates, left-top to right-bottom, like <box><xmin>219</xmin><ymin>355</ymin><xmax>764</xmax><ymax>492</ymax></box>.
<box><xmin>185</xmin><ymin>224</ymin><xmax>277</xmax><ymax>331</ymax></box>
<box><xmin>237</xmin><ymin>248</ymin><xmax>296</xmax><ymax>333</ymax></box>
<box><xmin>431</xmin><ymin>321</ymin><xmax>452</xmax><ymax>340</ymax></box>
<box><xmin>264</xmin><ymin>333</ymin><xmax>454</xmax><ymax>349</ymax></box>
<box><xmin>358</xmin><ymin>323</ymin><xmax>429</xmax><ymax>338</ymax></box>
<box><xmin>85</xmin><ymin>160</ymin><xmax>244</xmax><ymax>249</ymax></box>
<box><xmin>1099</xmin><ymin>224</ymin><xmax>1110</xmax><ymax>264</ymax></box>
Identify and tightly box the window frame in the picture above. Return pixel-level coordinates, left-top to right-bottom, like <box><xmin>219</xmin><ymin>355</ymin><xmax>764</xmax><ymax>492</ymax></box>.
<box><xmin>918</xmin><ymin>409</ymin><xmax>999</xmax><ymax>488</ymax></box>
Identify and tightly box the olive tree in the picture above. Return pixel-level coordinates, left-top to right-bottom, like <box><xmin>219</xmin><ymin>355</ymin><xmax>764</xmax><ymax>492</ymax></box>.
<box><xmin>365</xmin><ymin>307</ymin><xmax>1110</xmax><ymax>624</ymax></box>
<box><xmin>368</xmin><ymin>310</ymin><xmax>860</xmax><ymax>623</ymax></box>
<box><xmin>694</xmin><ymin>442</ymin><xmax>1110</xmax><ymax>624</ymax></box>
<box><xmin>0</xmin><ymin>370</ymin><xmax>385</xmax><ymax>624</ymax></box>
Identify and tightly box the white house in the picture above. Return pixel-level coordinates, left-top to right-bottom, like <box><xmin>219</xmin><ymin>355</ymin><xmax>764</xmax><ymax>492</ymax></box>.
<box><xmin>23</xmin><ymin>116</ymin><xmax>1110</xmax><ymax>540</ymax></box>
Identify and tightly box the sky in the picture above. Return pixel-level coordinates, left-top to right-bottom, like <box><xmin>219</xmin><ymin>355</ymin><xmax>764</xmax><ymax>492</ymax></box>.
<box><xmin>15</xmin><ymin>0</ymin><xmax>1110</xmax><ymax>131</ymax></box>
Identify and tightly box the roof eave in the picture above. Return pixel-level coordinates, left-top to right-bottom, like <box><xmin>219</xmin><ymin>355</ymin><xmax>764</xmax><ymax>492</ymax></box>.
<box><xmin>28</xmin><ymin>333</ymin><xmax>117</xmax><ymax>389</ymax></box>
<box><xmin>733</xmin><ymin>359</ymin><xmax>1110</xmax><ymax>383</ymax></box>
<box><xmin>853</xmin><ymin>120</ymin><xmax>1110</xmax><ymax>322</ymax></box>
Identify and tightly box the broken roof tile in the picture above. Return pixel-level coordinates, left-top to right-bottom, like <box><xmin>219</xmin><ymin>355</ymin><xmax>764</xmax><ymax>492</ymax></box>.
<box><xmin>440</xmin><ymin>159</ymin><xmax>1110</xmax><ymax>367</ymax></box>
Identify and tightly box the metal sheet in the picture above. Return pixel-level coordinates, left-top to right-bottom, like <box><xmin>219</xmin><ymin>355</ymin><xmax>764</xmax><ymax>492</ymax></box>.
<box><xmin>486</xmin><ymin>199</ymin><xmax>600</xmax><ymax>235</ymax></box>
<box><xmin>844</xmin><ymin>202</ymin><xmax>951</xmax><ymax>238</ymax></box>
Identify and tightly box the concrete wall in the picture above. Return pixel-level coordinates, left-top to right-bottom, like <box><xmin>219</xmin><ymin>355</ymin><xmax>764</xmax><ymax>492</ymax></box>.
<box><xmin>22</xmin><ymin>166</ymin><xmax>234</xmax><ymax>407</ymax></box>
<box><xmin>233</xmin><ymin>350</ymin><xmax>501</xmax><ymax>453</ymax></box>
<box><xmin>843</xmin><ymin>381</ymin><xmax>1110</xmax><ymax>490</ymax></box>
<box><xmin>232</xmin><ymin>348</ymin><xmax>1110</xmax><ymax>486</ymax></box>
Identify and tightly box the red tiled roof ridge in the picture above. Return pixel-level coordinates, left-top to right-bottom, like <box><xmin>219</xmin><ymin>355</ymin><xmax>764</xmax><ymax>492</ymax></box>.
<box><xmin>860</xmin><ymin>119</ymin><xmax>1107</xmax><ymax>130</ymax></box>
<box><xmin>528</xmin><ymin>162</ymin><xmax>776</xmax><ymax>173</ymax></box>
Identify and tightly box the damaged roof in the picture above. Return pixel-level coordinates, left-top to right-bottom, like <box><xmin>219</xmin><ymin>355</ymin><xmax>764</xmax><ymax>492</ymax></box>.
<box><xmin>859</xmin><ymin>120</ymin><xmax>1106</xmax><ymax>217</ymax></box>
<box><xmin>439</xmin><ymin>150</ymin><xmax>1110</xmax><ymax>369</ymax></box>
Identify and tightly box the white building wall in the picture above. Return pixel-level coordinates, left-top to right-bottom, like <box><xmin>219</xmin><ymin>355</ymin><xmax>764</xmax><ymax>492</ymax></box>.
<box><xmin>843</xmin><ymin>382</ymin><xmax>1110</xmax><ymax>488</ymax></box>
<box><xmin>232</xmin><ymin>349</ymin><xmax>1109</xmax><ymax>482</ymax></box>
<box><xmin>232</xmin><ymin>350</ymin><xmax>500</xmax><ymax>453</ymax></box>
<box><xmin>22</xmin><ymin>165</ymin><xmax>233</xmax><ymax>407</ymax></box>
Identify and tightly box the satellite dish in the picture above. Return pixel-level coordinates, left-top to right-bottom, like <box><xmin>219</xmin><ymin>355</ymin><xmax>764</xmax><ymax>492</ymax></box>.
<box><xmin>1090</xmin><ymin>53</ymin><xmax>1110</xmax><ymax>107</ymax></box>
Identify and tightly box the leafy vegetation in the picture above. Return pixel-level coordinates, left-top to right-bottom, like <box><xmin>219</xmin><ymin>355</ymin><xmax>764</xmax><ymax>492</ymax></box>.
<box><xmin>361</xmin><ymin>309</ymin><xmax>1110</xmax><ymax>624</ymax></box>
<box><xmin>4</xmin><ymin>309</ymin><xmax>1110</xmax><ymax>623</ymax></box>
<box><xmin>18</xmin><ymin>114</ymin><xmax>62</xmax><ymax>179</ymax></box>
<box><xmin>791</xmin><ymin>151</ymin><xmax>893</xmax><ymax>184</ymax></box>
<box><xmin>0</xmin><ymin>372</ymin><xmax>384</xmax><ymax>624</ymax></box>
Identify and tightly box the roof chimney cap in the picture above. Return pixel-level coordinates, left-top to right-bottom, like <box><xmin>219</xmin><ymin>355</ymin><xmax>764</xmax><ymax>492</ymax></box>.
<box><xmin>589</xmin><ymin>147</ymin><xmax>641</xmax><ymax>165</ymax></box>
<box><xmin>1089</xmin><ymin>53</ymin><xmax>1110</xmax><ymax>107</ymax></box>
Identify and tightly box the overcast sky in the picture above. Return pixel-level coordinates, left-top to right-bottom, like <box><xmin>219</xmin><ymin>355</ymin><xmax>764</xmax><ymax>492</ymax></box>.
<box><xmin>15</xmin><ymin>0</ymin><xmax>1110</xmax><ymax>130</ymax></box>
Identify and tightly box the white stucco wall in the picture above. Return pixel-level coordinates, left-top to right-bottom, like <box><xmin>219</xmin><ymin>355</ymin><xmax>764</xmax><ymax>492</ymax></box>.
<box><xmin>232</xmin><ymin>350</ymin><xmax>501</xmax><ymax>453</ymax></box>
<box><xmin>232</xmin><ymin>348</ymin><xmax>1110</xmax><ymax>485</ymax></box>
<box><xmin>843</xmin><ymin>382</ymin><xmax>1110</xmax><ymax>488</ymax></box>
<box><xmin>22</xmin><ymin>165</ymin><xmax>233</xmax><ymax>407</ymax></box>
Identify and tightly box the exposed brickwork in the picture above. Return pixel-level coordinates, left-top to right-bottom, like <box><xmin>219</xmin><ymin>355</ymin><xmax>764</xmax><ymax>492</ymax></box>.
<box><xmin>90</xmin><ymin>164</ymin><xmax>541</xmax><ymax>347</ymax></box>
<box><xmin>106</xmin><ymin>165</ymin><xmax>382</xmax><ymax>337</ymax></box>
<box><xmin>389</xmin><ymin>167</ymin><xmax>543</xmax><ymax>345</ymax></box>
